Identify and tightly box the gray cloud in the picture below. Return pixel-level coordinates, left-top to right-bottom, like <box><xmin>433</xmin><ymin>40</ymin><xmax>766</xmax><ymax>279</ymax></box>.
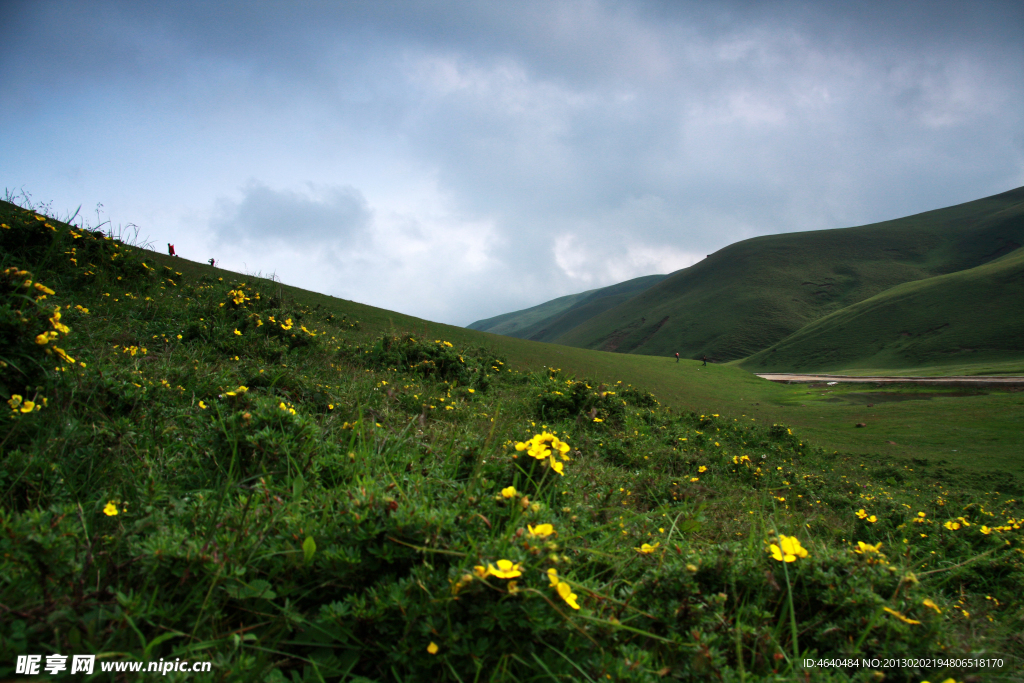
<box><xmin>211</xmin><ymin>181</ymin><xmax>371</xmax><ymax>246</ymax></box>
<box><xmin>2</xmin><ymin>0</ymin><xmax>1022</xmax><ymax>325</ymax></box>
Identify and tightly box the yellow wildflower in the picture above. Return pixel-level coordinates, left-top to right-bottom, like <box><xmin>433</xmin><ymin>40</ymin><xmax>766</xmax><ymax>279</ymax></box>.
<box><xmin>556</xmin><ymin>580</ymin><xmax>580</xmax><ymax>610</ymax></box>
<box><xmin>547</xmin><ymin>568</ymin><xmax>560</xmax><ymax>587</ymax></box>
<box><xmin>769</xmin><ymin>535</ymin><xmax>808</xmax><ymax>562</ymax></box>
<box><xmin>486</xmin><ymin>559</ymin><xmax>522</xmax><ymax>579</ymax></box>
<box><xmin>528</xmin><ymin>524</ymin><xmax>554</xmax><ymax>538</ymax></box>
<box><xmin>883</xmin><ymin>607</ymin><xmax>921</xmax><ymax>625</ymax></box>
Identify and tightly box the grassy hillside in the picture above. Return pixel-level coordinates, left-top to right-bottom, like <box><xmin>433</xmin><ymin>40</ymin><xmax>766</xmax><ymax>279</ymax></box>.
<box><xmin>553</xmin><ymin>186</ymin><xmax>1024</xmax><ymax>364</ymax></box>
<box><xmin>741</xmin><ymin>246</ymin><xmax>1024</xmax><ymax>372</ymax></box>
<box><xmin>466</xmin><ymin>288</ymin><xmax>599</xmax><ymax>336</ymax></box>
<box><xmin>3</xmin><ymin>198</ymin><xmax>1024</xmax><ymax>681</ymax></box>
<box><xmin>507</xmin><ymin>274</ymin><xmax>668</xmax><ymax>343</ymax></box>
<box><xmin>468</xmin><ymin>274</ymin><xmax>666</xmax><ymax>340</ymax></box>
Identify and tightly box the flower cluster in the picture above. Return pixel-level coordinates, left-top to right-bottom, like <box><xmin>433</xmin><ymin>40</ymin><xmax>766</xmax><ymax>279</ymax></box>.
<box><xmin>856</xmin><ymin>508</ymin><xmax>878</xmax><ymax>524</ymax></box>
<box><xmin>853</xmin><ymin>540</ymin><xmax>887</xmax><ymax>565</ymax></box>
<box><xmin>514</xmin><ymin>432</ymin><xmax>572</xmax><ymax>475</ymax></box>
<box><xmin>7</xmin><ymin>394</ymin><xmax>45</xmax><ymax>414</ymax></box>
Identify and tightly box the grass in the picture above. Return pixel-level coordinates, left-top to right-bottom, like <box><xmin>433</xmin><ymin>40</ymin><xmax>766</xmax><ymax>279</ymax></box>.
<box><xmin>2</xmin><ymin>196</ymin><xmax>1024</xmax><ymax>682</ymax></box>
<box><xmin>741</xmin><ymin>247</ymin><xmax>1024</xmax><ymax>373</ymax></box>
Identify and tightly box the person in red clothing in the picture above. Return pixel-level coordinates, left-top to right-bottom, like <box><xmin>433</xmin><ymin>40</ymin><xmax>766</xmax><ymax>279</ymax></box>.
<box><xmin>168</xmin><ymin>243</ymin><xmax>176</xmax><ymax>256</ymax></box>
<box><xmin>675</xmin><ymin>352</ymin><xmax>679</xmax><ymax>363</ymax></box>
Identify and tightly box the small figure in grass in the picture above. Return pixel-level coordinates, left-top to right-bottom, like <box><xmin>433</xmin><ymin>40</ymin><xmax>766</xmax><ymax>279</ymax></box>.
<box><xmin>675</xmin><ymin>352</ymin><xmax>679</xmax><ymax>363</ymax></box>
<box><xmin>208</xmin><ymin>258</ymin><xmax>215</xmax><ymax>267</ymax></box>
<box><xmin>168</xmin><ymin>243</ymin><xmax>176</xmax><ymax>257</ymax></box>
<box><xmin>702</xmin><ymin>355</ymin><xmax>707</xmax><ymax>366</ymax></box>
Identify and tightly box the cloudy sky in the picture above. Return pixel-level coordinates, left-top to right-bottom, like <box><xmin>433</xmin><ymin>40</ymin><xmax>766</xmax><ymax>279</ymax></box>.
<box><xmin>3</xmin><ymin>1</ymin><xmax>1022</xmax><ymax>325</ymax></box>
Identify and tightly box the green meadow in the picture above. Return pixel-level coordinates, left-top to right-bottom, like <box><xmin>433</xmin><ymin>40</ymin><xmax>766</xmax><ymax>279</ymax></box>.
<box><xmin>2</xmin><ymin>197</ymin><xmax>1023</xmax><ymax>682</ymax></box>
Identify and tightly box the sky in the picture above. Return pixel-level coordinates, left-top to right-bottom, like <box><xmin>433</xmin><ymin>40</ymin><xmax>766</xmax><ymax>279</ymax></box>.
<box><xmin>3</xmin><ymin>1</ymin><xmax>1023</xmax><ymax>326</ymax></box>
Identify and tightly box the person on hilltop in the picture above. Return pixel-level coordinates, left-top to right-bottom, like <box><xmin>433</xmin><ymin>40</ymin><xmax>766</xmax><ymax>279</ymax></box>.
<box><xmin>168</xmin><ymin>243</ymin><xmax>176</xmax><ymax>257</ymax></box>
<box><xmin>702</xmin><ymin>354</ymin><xmax>707</xmax><ymax>366</ymax></box>
<box><xmin>208</xmin><ymin>258</ymin><xmax>215</xmax><ymax>267</ymax></box>
<box><xmin>675</xmin><ymin>352</ymin><xmax>680</xmax><ymax>363</ymax></box>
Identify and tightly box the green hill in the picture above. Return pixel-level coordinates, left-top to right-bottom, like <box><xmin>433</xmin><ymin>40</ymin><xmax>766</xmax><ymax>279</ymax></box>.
<box><xmin>505</xmin><ymin>273</ymin><xmax>668</xmax><ymax>343</ymax></box>
<box><xmin>741</xmin><ymin>246</ymin><xmax>1024</xmax><ymax>372</ymax></box>
<box><xmin>468</xmin><ymin>274</ymin><xmax>666</xmax><ymax>339</ymax></box>
<box><xmin>540</xmin><ymin>186</ymin><xmax>1024</xmax><ymax>365</ymax></box>
<box><xmin>466</xmin><ymin>288</ymin><xmax>600</xmax><ymax>336</ymax></box>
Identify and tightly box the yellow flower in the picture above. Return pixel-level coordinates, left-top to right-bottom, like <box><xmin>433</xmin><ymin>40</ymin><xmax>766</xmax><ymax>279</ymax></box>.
<box><xmin>52</xmin><ymin>346</ymin><xmax>75</xmax><ymax>364</ymax></box>
<box><xmin>473</xmin><ymin>565</ymin><xmax>489</xmax><ymax>579</ymax></box>
<box><xmin>547</xmin><ymin>568</ymin><xmax>560</xmax><ymax>587</ymax></box>
<box><xmin>923</xmin><ymin>598</ymin><xmax>942</xmax><ymax>614</ymax></box>
<box><xmin>635</xmin><ymin>542</ymin><xmax>660</xmax><ymax>554</ymax></box>
<box><xmin>854</xmin><ymin>541</ymin><xmax>883</xmax><ymax>555</ymax></box>
<box><xmin>198</xmin><ymin>401</ymin><xmax>207</xmax><ymax>409</ymax></box>
<box><xmin>698</xmin><ymin>465</ymin><xmax>708</xmax><ymax>473</ymax></box>
<box><xmin>34</xmin><ymin>282</ymin><xmax>55</xmax><ymax>295</ymax></box>
<box><xmin>769</xmin><ymin>535</ymin><xmax>809</xmax><ymax>562</ymax></box>
<box><xmin>866</xmin><ymin>515</ymin><xmax>878</xmax><ymax>524</ymax></box>
<box><xmin>234</xmin><ymin>329</ymin><xmax>242</xmax><ymax>336</ymax></box>
<box><xmin>486</xmin><ymin>559</ymin><xmax>522</xmax><ymax>579</ymax></box>
<box><xmin>528</xmin><ymin>523</ymin><xmax>554</xmax><ymax>538</ymax></box>
<box><xmin>556</xmin><ymin>580</ymin><xmax>580</xmax><ymax>610</ymax></box>
<box><xmin>103</xmin><ymin>501</ymin><xmax>119</xmax><ymax>516</ymax></box>
<box><xmin>501</xmin><ymin>486</ymin><xmax>517</xmax><ymax>499</ymax></box>
<box><xmin>427</xmin><ymin>642</ymin><xmax>439</xmax><ymax>655</ymax></box>
<box><xmin>944</xmin><ymin>520</ymin><xmax>960</xmax><ymax>530</ymax></box>
<box><xmin>883</xmin><ymin>607</ymin><xmax>921</xmax><ymax>625</ymax></box>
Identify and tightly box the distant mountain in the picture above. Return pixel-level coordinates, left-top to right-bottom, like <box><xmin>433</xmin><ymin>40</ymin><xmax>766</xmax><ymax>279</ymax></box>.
<box><xmin>472</xmin><ymin>186</ymin><xmax>1024</xmax><ymax>370</ymax></box>
<box><xmin>468</xmin><ymin>274</ymin><xmax>667</xmax><ymax>339</ymax></box>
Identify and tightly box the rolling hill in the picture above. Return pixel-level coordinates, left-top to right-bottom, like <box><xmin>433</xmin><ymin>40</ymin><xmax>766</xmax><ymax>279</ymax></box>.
<box><xmin>468</xmin><ymin>273</ymin><xmax>666</xmax><ymax>339</ymax></box>
<box><xmin>739</xmin><ymin>244</ymin><xmax>1024</xmax><ymax>372</ymax></box>
<box><xmin>474</xmin><ymin>186</ymin><xmax>1024</xmax><ymax>369</ymax></box>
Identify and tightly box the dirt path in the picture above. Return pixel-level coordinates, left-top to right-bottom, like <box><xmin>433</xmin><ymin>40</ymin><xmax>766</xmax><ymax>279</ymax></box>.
<box><xmin>757</xmin><ymin>373</ymin><xmax>1024</xmax><ymax>387</ymax></box>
